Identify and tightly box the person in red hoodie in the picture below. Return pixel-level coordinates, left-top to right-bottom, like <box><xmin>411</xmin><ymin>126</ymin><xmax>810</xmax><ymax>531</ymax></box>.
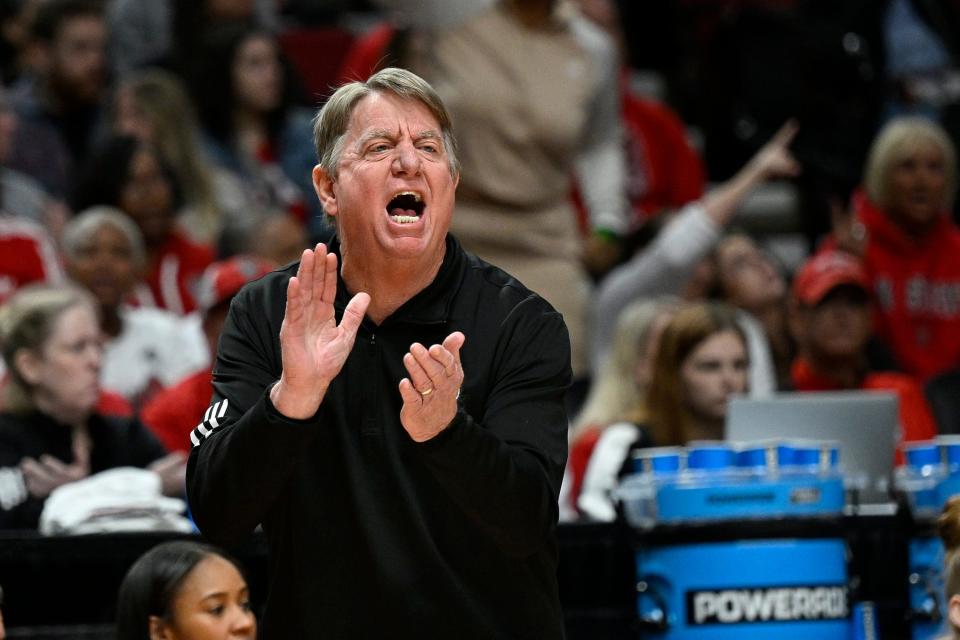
<box><xmin>835</xmin><ymin>117</ymin><xmax>960</xmax><ymax>382</ymax></box>
<box><xmin>140</xmin><ymin>255</ymin><xmax>274</xmax><ymax>453</ymax></box>
<box><xmin>789</xmin><ymin>249</ymin><xmax>938</xmax><ymax>462</ymax></box>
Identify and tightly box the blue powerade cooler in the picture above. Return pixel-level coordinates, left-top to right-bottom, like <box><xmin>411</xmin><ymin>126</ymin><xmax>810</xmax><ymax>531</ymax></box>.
<box><xmin>618</xmin><ymin>440</ymin><xmax>856</xmax><ymax>639</ymax></box>
<box><xmin>635</xmin><ymin>522</ymin><xmax>849</xmax><ymax>639</ymax></box>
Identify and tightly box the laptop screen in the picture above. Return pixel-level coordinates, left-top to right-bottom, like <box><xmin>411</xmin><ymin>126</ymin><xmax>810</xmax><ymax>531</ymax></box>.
<box><xmin>725</xmin><ymin>391</ymin><xmax>899</xmax><ymax>503</ymax></box>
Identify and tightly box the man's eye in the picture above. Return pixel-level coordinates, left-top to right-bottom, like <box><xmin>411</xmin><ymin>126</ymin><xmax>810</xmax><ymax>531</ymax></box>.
<box><xmin>420</xmin><ymin>144</ymin><xmax>438</xmax><ymax>153</ymax></box>
<box><xmin>369</xmin><ymin>144</ymin><xmax>390</xmax><ymax>153</ymax></box>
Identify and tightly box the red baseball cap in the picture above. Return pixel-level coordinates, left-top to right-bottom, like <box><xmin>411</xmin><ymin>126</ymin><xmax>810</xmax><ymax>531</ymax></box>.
<box><xmin>195</xmin><ymin>255</ymin><xmax>275</xmax><ymax>313</ymax></box>
<box><xmin>792</xmin><ymin>250</ymin><xmax>870</xmax><ymax>306</ymax></box>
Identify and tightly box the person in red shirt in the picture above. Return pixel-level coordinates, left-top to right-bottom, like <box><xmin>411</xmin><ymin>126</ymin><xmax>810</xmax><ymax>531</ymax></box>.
<box><xmin>789</xmin><ymin>250</ymin><xmax>938</xmax><ymax>463</ymax></box>
<box><xmin>833</xmin><ymin>117</ymin><xmax>960</xmax><ymax>382</ymax></box>
<box><xmin>140</xmin><ymin>256</ymin><xmax>274</xmax><ymax>453</ymax></box>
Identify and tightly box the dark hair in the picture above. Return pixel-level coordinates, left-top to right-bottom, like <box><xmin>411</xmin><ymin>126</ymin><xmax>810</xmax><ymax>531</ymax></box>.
<box><xmin>70</xmin><ymin>135</ymin><xmax>184</xmax><ymax>214</ymax></box>
<box><xmin>115</xmin><ymin>541</ymin><xmax>243</xmax><ymax>640</ymax></box>
<box><xmin>189</xmin><ymin>25</ymin><xmax>303</xmax><ymax>146</ymax></box>
<box><xmin>30</xmin><ymin>0</ymin><xmax>102</xmax><ymax>43</ymax></box>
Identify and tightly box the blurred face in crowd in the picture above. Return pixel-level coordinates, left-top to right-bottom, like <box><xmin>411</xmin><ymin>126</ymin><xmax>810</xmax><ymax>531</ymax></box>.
<box><xmin>66</xmin><ymin>222</ymin><xmax>140</xmax><ymax>310</ymax></box>
<box><xmin>113</xmin><ymin>86</ymin><xmax>153</xmax><ymax>142</ymax></box>
<box><xmin>714</xmin><ymin>235</ymin><xmax>785</xmax><ymax>312</ymax></box>
<box><xmin>886</xmin><ymin>140</ymin><xmax>948</xmax><ymax>236</ymax></box>
<box><xmin>233</xmin><ymin>34</ymin><xmax>282</xmax><ymax>115</ymax></box>
<box><xmin>315</xmin><ymin>91</ymin><xmax>459</xmax><ymax>267</ymax></box>
<box><xmin>680</xmin><ymin>329</ymin><xmax>748</xmax><ymax>424</ymax></box>
<box><xmin>48</xmin><ymin>14</ymin><xmax>106</xmax><ymax>105</ymax></box>
<box><xmin>149</xmin><ymin>554</ymin><xmax>256</xmax><ymax>640</ymax></box>
<box><xmin>16</xmin><ymin>302</ymin><xmax>102</xmax><ymax>422</ymax></box>
<box><xmin>120</xmin><ymin>148</ymin><xmax>175</xmax><ymax>246</ymax></box>
<box><xmin>797</xmin><ymin>285</ymin><xmax>872</xmax><ymax>362</ymax></box>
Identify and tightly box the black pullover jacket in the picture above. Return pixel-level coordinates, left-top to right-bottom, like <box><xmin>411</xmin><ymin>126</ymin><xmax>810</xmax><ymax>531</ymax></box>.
<box><xmin>187</xmin><ymin>235</ymin><xmax>571</xmax><ymax>638</ymax></box>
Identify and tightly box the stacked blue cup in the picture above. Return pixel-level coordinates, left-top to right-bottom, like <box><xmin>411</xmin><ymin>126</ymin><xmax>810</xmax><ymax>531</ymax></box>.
<box><xmin>686</xmin><ymin>441</ymin><xmax>735</xmax><ymax>473</ymax></box>
<box><xmin>632</xmin><ymin>446</ymin><xmax>684</xmax><ymax>476</ymax></box>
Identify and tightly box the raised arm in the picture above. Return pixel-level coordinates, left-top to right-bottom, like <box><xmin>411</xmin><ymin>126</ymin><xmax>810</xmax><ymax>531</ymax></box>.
<box><xmin>187</xmin><ymin>244</ymin><xmax>369</xmax><ymax>544</ymax></box>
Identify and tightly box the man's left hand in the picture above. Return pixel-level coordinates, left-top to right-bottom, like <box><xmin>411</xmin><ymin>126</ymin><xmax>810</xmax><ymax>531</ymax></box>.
<box><xmin>399</xmin><ymin>332</ymin><xmax>466</xmax><ymax>442</ymax></box>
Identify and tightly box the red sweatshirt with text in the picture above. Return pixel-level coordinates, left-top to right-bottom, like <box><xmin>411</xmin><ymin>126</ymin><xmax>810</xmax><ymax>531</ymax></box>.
<box><xmin>852</xmin><ymin>193</ymin><xmax>960</xmax><ymax>381</ymax></box>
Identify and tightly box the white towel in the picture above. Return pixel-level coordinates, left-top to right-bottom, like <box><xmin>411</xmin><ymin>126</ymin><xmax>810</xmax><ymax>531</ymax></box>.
<box><xmin>39</xmin><ymin>467</ymin><xmax>193</xmax><ymax>535</ymax></box>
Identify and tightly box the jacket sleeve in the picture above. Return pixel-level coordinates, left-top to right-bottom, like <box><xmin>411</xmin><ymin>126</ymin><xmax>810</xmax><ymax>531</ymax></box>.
<box><xmin>186</xmin><ymin>285</ymin><xmax>317</xmax><ymax>545</ymax></box>
<box><xmin>415</xmin><ymin>297</ymin><xmax>571</xmax><ymax>557</ymax></box>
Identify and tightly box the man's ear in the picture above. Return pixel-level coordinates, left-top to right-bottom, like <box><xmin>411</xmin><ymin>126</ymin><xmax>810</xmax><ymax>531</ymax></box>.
<box><xmin>313</xmin><ymin>165</ymin><xmax>338</xmax><ymax>219</ymax></box>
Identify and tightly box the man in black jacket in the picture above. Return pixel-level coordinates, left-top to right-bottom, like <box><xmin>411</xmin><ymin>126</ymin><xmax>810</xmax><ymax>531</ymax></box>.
<box><xmin>186</xmin><ymin>67</ymin><xmax>571</xmax><ymax>638</ymax></box>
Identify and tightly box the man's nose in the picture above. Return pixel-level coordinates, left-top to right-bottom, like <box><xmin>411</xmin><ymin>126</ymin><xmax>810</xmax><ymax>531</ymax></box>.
<box><xmin>392</xmin><ymin>142</ymin><xmax>421</xmax><ymax>176</ymax></box>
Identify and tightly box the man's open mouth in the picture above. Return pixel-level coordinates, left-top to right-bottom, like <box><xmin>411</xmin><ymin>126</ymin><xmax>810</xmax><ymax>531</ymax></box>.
<box><xmin>387</xmin><ymin>192</ymin><xmax>425</xmax><ymax>223</ymax></box>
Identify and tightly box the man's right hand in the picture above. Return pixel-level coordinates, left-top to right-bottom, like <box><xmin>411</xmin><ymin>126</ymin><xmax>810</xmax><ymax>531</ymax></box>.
<box><xmin>270</xmin><ymin>243</ymin><xmax>370</xmax><ymax>419</ymax></box>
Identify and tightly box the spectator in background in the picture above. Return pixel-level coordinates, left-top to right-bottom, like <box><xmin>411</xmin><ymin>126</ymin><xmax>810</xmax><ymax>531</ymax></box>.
<box><xmin>7</xmin><ymin>0</ymin><xmax>106</xmax><ymax>198</ymax></box>
<box><xmin>189</xmin><ymin>26</ymin><xmax>322</xmax><ymax>240</ymax></box>
<box><xmin>111</xmin><ymin>68</ymin><xmax>254</xmax><ymax>255</ymax></box>
<box><xmin>572</xmin><ymin>0</ymin><xmax>706</xmax><ymax>228</ymax></box>
<box><xmin>567</xmin><ymin>297</ymin><xmax>677</xmax><ymax>517</ymax></box>
<box><xmin>107</xmin><ymin>0</ymin><xmax>277</xmax><ymax>77</ymax></box>
<box><xmin>72</xmin><ymin>135</ymin><xmax>214</xmax><ymax>315</ymax></box>
<box><xmin>61</xmin><ymin>207</ymin><xmax>207</xmax><ymax>408</ymax></box>
<box><xmin>0</xmin><ymin>88</ymin><xmax>65</xmax><ymax>235</ymax></box>
<box><xmin>0</xmin><ymin>284</ymin><xmax>183</xmax><ymax>530</ymax></box>
<box><xmin>141</xmin><ymin>255</ymin><xmax>273</xmax><ymax>454</ymax></box>
<box><xmin>592</xmin><ymin>122</ymin><xmax>800</xmax><ymax>393</ymax></box>
<box><xmin>578</xmin><ymin>302</ymin><xmax>749</xmax><ymax>521</ymax></box>
<box><xmin>0</xmin><ymin>0</ymin><xmax>40</xmax><ymax>86</ymax></box>
<box><xmin>835</xmin><ymin>116</ymin><xmax>960</xmax><ymax>381</ymax></box>
<box><xmin>708</xmin><ymin>232</ymin><xmax>793</xmax><ymax>390</ymax></box>
<box><xmin>788</xmin><ymin>250</ymin><xmax>937</xmax><ymax>461</ymax></box>
<box><xmin>116</xmin><ymin>540</ymin><xmax>256</xmax><ymax>640</ymax></box>
<box><xmin>346</xmin><ymin>0</ymin><xmax>629</xmax><ymax>376</ymax></box>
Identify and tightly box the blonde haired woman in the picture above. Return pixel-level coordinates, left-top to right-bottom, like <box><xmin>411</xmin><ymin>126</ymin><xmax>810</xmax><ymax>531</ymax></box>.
<box><xmin>567</xmin><ymin>298</ymin><xmax>678</xmax><ymax>513</ymax></box>
<box><xmin>0</xmin><ymin>285</ymin><xmax>184</xmax><ymax>529</ymax></box>
<box><xmin>837</xmin><ymin>116</ymin><xmax>960</xmax><ymax>382</ymax></box>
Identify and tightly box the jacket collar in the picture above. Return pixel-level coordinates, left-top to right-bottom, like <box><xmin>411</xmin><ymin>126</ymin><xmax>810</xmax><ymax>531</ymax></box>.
<box><xmin>332</xmin><ymin>234</ymin><xmax>466</xmax><ymax>326</ymax></box>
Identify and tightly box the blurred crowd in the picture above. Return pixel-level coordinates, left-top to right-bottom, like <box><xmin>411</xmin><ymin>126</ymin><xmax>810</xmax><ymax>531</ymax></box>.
<box><xmin>0</xmin><ymin>0</ymin><xmax>956</xmax><ymax>535</ymax></box>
